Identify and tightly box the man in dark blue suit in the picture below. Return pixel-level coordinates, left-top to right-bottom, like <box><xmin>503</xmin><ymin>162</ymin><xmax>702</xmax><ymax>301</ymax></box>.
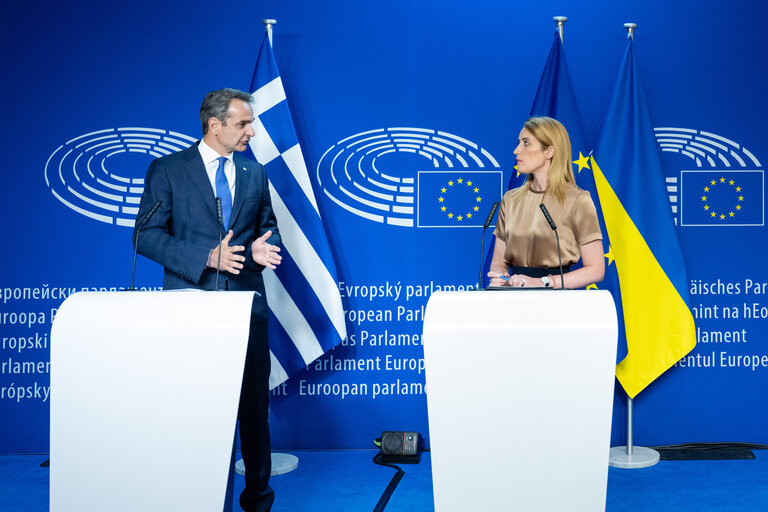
<box><xmin>133</xmin><ymin>88</ymin><xmax>281</xmax><ymax>512</ymax></box>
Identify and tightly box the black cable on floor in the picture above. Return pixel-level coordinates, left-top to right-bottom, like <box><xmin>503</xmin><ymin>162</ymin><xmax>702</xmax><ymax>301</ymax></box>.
<box><xmin>372</xmin><ymin>453</ymin><xmax>405</xmax><ymax>512</ymax></box>
<box><xmin>651</xmin><ymin>442</ymin><xmax>768</xmax><ymax>451</ymax></box>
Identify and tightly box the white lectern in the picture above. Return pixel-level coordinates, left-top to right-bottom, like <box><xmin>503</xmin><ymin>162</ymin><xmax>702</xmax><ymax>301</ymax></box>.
<box><xmin>423</xmin><ymin>290</ymin><xmax>617</xmax><ymax>512</ymax></box>
<box><xmin>50</xmin><ymin>291</ymin><xmax>254</xmax><ymax>512</ymax></box>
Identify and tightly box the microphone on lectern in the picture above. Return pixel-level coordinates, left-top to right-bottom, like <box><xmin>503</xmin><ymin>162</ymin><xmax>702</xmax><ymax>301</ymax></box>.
<box><xmin>483</xmin><ymin>202</ymin><xmax>499</xmax><ymax>230</ymax></box>
<box><xmin>477</xmin><ymin>201</ymin><xmax>499</xmax><ymax>289</ymax></box>
<box><xmin>128</xmin><ymin>200</ymin><xmax>162</xmax><ymax>291</ymax></box>
<box><xmin>539</xmin><ymin>203</ymin><xmax>565</xmax><ymax>289</ymax></box>
<box><xmin>215</xmin><ymin>197</ymin><xmax>224</xmax><ymax>290</ymax></box>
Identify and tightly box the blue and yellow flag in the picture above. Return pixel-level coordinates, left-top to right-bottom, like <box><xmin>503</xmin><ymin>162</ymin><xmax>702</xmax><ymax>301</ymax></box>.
<box><xmin>591</xmin><ymin>37</ymin><xmax>696</xmax><ymax>398</ymax></box>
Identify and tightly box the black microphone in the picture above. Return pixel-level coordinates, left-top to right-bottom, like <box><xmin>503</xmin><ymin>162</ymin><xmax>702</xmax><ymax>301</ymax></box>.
<box><xmin>483</xmin><ymin>201</ymin><xmax>499</xmax><ymax>230</ymax></box>
<box><xmin>136</xmin><ymin>201</ymin><xmax>162</xmax><ymax>229</ymax></box>
<box><xmin>128</xmin><ymin>200</ymin><xmax>162</xmax><ymax>291</ymax></box>
<box><xmin>216</xmin><ymin>197</ymin><xmax>224</xmax><ymax>232</ymax></box>
<box><xmin>215</xmin><ymin>197</ymin><xmax>224</xmax><ymax>290</ymax></box>
<box><xmin>478</xmin><ymin>201</ymin><xmax>499</xmax><ymax>289</ymax></box>
<box><xmin>539</xmin><ymin>203</ymin><xmax>557</xmax><ymax>231</ymax></box>
<box><xmin>539</xmin><ymin>203</ymin><xmax>565</xmax><ymax>289</ymax></box>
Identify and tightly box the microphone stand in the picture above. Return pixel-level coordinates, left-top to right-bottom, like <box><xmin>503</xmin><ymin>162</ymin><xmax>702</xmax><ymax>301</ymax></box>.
<box><xmin>127</xmin><ymin>201</ymin><xmax>162</xmax><ymax>291</ymax></box>
<box><xmin>478</xmin><ymin>202</ymin><xmax>499</xmax><ymax>289</ymax></box>
<box><xmin>128</xmin><ymin>231</ymin><xmax>144</xmax><ymax>291</ymax></box>
<box><xmin>215</xmin><ymin>197</ymin><xmax>224</xmax><ymax>291</ymax></box>
<box><xmin>539</xmin><ymin>203</ymin><xmax>565</xmax><ymax>289</ymax></box>
<box><xmin>553</xmin><ymin>229</ymin><xmax>565</xmax><ymax>289</ymax></box>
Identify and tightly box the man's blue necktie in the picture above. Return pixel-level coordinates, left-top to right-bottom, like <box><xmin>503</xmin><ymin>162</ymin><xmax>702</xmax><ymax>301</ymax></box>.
<box><xmin>215</xmin><ymin>156</ymin><xmax>232</xmax><ymax>231</ymax></box>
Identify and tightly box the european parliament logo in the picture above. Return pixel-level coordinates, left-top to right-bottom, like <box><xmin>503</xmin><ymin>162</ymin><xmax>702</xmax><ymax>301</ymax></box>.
<box><xmin>45</xmin><ymin>128</ymin><xmax>195</xmax><ymax>226</ymax></box>
<box><xmin>655</xmin><ymin>127</ymin><xmax>765</xmax><ymax>227</ymax></box>
<box><xmin>316</xmin><ymin>127</ymin><xmax>503</xmax><ymax>228</ymax></box>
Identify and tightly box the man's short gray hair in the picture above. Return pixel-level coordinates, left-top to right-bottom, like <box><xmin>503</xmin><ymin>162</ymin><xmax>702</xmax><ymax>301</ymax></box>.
<box><xmin>200</xmin><ymin>88</ymin><xmax>253</xmax><ymax>135</ymax></box>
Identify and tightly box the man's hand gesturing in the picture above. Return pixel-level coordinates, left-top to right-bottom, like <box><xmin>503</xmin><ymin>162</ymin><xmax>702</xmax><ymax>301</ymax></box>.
<box><xmin>208</xmin><ymin>230</ymin><xmax>246</xmax><ymax>274</ymax></box>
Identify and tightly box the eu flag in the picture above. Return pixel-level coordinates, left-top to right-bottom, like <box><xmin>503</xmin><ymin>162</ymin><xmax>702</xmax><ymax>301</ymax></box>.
<box><xmin>482</xmin><ymin>29</ymin><xmax>623</xmax><ymax>359</ymax></box>
<box><xmin>680</xmin><ymin>170</ymin><xmax>764</xmax><ymax>226</ymax></box>
<box><xmin>591</xmin><ymin>37</ymin><xmax>696</xmax><ymax>398</ymax></box>
<box><xmin>417</xmin><ymin>171</ymin><xmax>503</xmax><ymax>227</ymax></box>
<box><xmin>527</xmin><ymin>30</ymin><xmax>621</xmax><ymax>303</ymax></box>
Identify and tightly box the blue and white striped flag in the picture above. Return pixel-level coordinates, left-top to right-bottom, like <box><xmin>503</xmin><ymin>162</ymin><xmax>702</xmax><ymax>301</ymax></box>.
<box><xmin>248</xmin><ymin>33</ymin><xmax>347</xmax><ymax>389</ymax></box>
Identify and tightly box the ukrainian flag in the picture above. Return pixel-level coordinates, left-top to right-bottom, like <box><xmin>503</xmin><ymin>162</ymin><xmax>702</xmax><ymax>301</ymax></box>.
<box><xmin>591</xmin><ymin>37</ymin><xmax>696</xmax><ymax>398</ymax></box>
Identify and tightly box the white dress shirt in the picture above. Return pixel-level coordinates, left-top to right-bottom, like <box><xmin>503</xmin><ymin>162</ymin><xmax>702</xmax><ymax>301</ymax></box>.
<box><xmin>198</xmin><ymin>139</ymin><xmax>236</xmax><ymax>199</ymax></box>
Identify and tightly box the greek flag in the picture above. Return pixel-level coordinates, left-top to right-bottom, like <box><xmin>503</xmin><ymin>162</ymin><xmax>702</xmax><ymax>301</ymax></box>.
<box><xmin>248</xmin><ymin>33</ymin><xmax>347</xmax><ymax>389</ymax></box>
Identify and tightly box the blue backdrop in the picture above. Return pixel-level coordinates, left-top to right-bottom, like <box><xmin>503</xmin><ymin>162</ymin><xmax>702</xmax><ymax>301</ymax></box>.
<box><xmin>2</xmin><ymin>0</ymin><xmax>766</xmax><ymax>452</ymax></box>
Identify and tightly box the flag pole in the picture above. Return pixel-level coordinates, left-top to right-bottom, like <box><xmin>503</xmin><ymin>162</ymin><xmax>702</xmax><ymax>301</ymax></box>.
<box><xmin>260</xmin><ymin>15</ymin><xmax>299</xmax><ymax>477</ymax></box>
<box><xmin>608</xmin><ymin>22</ymin><xmax>659</xmax><ymax>469</ymax></box>
<box><xmin>263</xmin><ymin>18</ymin><xmax>276</xmax><ymax>45</ymax></box>
<box><xmin>624</xmin><ymin>22</ymin><xmax>636</xmax><ymax>40</ymax></box>
<box><xmin>553</xmin><ymin>16</ymin><xmax>567</xmax><ymax>43</ymax></box>
<box><xmin>234</xmin><ymin>16</ymin><xmax>300</xmax><ymax>480</ymax></box>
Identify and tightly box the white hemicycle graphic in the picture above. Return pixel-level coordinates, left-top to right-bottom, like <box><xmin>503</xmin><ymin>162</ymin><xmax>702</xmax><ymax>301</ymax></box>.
<box><xmin>655</xmin><ymin>127</ymin><xmax>760</xmax><ymax>168</ymax></box>
<box><xmin>316</xmin><ymin>127</ymin><xmax>501</xmax><ymax>227</ymax></box>
<box><xmin>45</xmin><ymin>128</ymin><xmax>195</xmax><ymax>226</ymax></box>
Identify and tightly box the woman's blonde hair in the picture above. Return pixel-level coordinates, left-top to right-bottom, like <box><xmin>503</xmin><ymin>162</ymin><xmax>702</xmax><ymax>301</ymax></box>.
<box><xmin>511</xmin><ymin>116</ymin><xmax>575</xmax><ymax>204</ymax></box>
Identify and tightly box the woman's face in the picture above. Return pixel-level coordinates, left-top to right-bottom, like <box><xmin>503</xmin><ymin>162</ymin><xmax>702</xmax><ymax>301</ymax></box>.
<box><xmin>513</xmin><ymin>127</ymin><xmax>552</xmax><ymax>176</ymax></box>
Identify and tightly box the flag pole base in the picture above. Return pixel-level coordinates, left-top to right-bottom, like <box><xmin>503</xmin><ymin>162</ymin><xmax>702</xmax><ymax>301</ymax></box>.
<box><xmin>235</xmin><ymin>453</ymin><xmax>299</xmax><ymax>476</ymax></box>
<box><xmin>608</xmin><ymin>446</ymin><xmax>659</xmax><ymax>468</ymax></box>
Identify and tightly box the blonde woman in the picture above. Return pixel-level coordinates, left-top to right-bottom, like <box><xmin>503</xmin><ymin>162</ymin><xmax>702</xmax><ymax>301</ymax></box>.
<box><xmin>488</xmin><ymin>116</ymin><xmax>604</xmax><ymax>289</ymax></box>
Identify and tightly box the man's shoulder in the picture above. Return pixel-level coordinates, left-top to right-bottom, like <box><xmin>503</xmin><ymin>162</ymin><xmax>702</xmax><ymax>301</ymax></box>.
<box><xmin>233</xmin><ymin>154</ymin><xmax>266</xmax><ymax>186</ymax></box>
<box><xmin>233</xmin><ymin>152</ymin><xmax>263</xmax><ymax>171</ymax></box>
<box><xmin>148</xmin><ymin>143</ymin><xmax>202</xmax><ymax>176</ymax></box>
<box><xmin>154</xmin><ymin>143</ymin><xmax>200</xmax><ymax>165</ymax></box>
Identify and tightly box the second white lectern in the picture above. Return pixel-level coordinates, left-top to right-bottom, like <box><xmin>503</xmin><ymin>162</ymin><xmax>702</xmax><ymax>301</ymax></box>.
<box><xmin>50</xmin><ymin>291</ymin><xmax>254</xmax><ymax>512</ymax></box>
<box><xmin>423</xmin><ymin>290</ymin><xmax>618</xmax><ymax>512</ymax></box>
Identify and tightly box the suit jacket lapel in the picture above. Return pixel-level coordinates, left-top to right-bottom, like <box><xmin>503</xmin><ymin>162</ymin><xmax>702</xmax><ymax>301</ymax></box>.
<box><xmin>230</xmin><ymin>155</ymin><xmax>250</xmax><ymax>228</ymax></box>
<box><xmin>184</xmin><ymin>143</ymin><xmax>218</xmax><ymax>219</ymax></box>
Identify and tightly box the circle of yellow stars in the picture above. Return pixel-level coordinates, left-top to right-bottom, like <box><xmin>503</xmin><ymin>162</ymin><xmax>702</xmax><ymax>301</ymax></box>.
<box><xmin>437</xmin><ymin>177</ymin><xmax>482</xmax><ymax>221</ymax></box>
<box><xmin>700</xmin><ymin>177</ymin><xmax>744</xmax><ymax>221</ymax></box>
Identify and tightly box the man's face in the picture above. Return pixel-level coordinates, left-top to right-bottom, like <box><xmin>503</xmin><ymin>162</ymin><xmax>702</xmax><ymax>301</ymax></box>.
<box><xmin>211</xmin><ymin>99</ymin><xmax>255</xmax><ymax>154</ymax></box>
